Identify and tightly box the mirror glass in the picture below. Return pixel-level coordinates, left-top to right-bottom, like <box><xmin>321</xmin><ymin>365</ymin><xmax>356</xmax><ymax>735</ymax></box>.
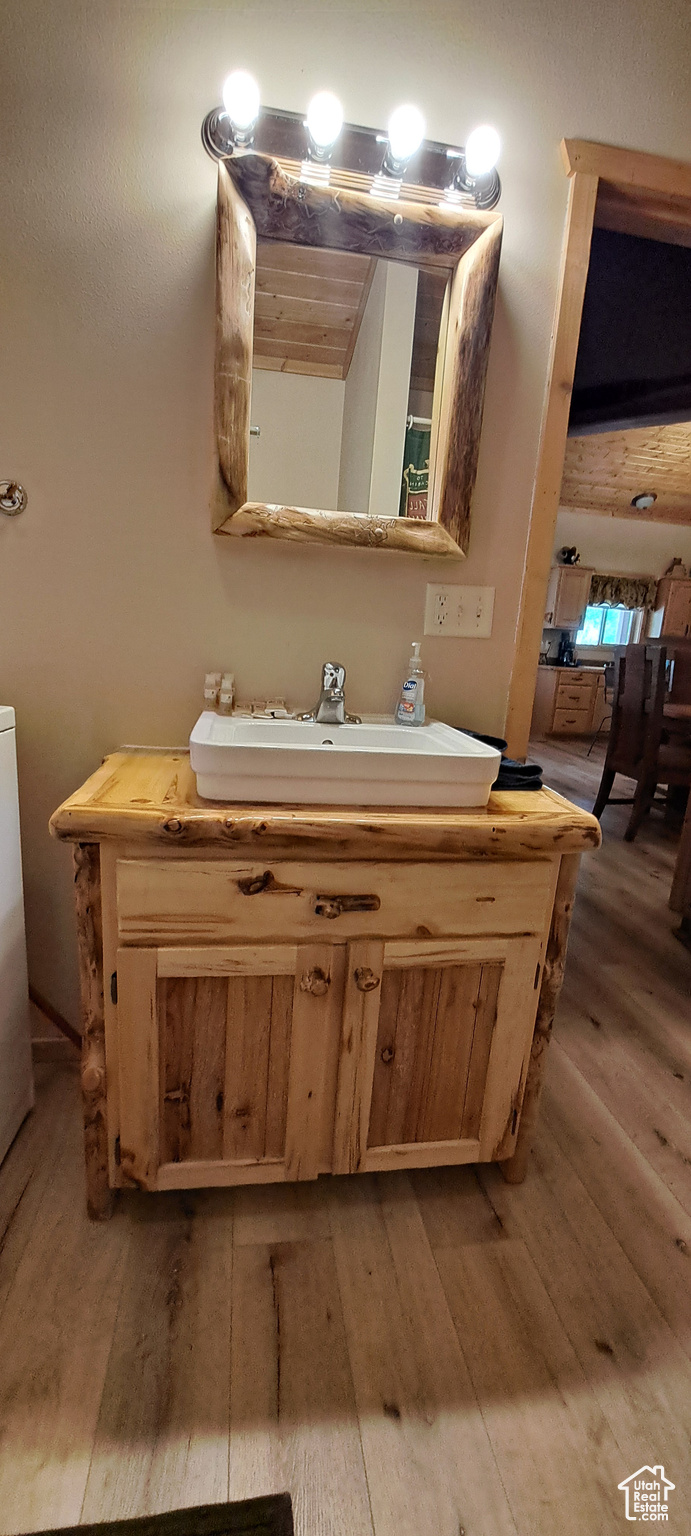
<box><xmin>247</xmin><ymin>238</ymin><xmax>450</xmax><ymax>520</ymax></box>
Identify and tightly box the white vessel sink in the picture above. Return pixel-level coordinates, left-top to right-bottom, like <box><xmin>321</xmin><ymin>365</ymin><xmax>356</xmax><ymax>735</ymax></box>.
<box><xmin>190</xmin><ymin>713</ymin><xmax>501</xmax><ymax>808</ymax></box>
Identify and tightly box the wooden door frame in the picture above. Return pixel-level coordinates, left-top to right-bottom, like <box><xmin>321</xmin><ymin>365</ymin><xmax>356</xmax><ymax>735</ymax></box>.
<box><xmin>505</xmin><ymin>138</ymin><xmax>691</xmax><ymax>759</ymax></box>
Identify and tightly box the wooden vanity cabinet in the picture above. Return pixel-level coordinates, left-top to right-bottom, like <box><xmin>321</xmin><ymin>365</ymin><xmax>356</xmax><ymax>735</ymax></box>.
<box><xmin>108</xmin><ymin>853</ymin><xmax>552</xmax><ymax>1194</ymax></box>
<box><xmin>50</xmin><ymin>752</ymin><xmax>600</xmax><ymax>1218</ymax></box>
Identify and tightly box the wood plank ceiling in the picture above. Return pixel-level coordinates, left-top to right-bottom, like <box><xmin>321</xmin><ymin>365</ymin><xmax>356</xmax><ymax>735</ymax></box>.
<box><xmin>253</xmin><ymin>239</ymin><xmax>376</xmax><ymax>380</ymax></box>
<box><xmin>561</xmin><ymin>420</ymin><xmax>691</xmax><ymax>526</ymax></box>
<box><xmin>596</xmin><ymin>181</ymin><xmax>691</xmax><ymax>250</ymax></box>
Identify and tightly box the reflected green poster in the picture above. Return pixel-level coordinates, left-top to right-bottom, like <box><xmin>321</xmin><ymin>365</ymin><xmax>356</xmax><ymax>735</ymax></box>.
<box><xmin>399</xmin><ymin>424</ymin><xmax>431</xmax><ymax>519</ymax></box>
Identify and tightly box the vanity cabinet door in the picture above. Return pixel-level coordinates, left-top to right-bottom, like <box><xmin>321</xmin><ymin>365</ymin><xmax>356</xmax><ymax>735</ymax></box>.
<box><xmin>115</xmin><ymin>941</ymin><xmax>338</xmax><ymax>1191</ymax></box>
<box><xmin>332</xmin><ymin>934</ymin><xmax>544</xmax><ymax>1175</ymax></box>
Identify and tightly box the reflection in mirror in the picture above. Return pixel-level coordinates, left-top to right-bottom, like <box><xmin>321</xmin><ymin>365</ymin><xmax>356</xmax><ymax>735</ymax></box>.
<box><xmin>247</xmin><ymin>239</ymin><xmax>449</xmax><ymax>521</ymax></box>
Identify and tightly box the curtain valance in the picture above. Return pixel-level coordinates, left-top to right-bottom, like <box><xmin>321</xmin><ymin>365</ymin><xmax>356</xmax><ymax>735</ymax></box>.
<box><xmin>588</xmin><ymin>573</ymin><xmax>657</xmax><ymax>610</ymax></box>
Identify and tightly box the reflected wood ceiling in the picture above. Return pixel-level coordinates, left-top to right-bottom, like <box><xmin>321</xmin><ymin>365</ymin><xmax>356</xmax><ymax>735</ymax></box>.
<box><xmin>561</xmin><ymin>420</ymin><xmax>691</xmax><ymax>526</ymax></box>
<box><xmin>253</xmin><ymin>240</ymin><xmax>376</xmax><ymax>379</ymax></box>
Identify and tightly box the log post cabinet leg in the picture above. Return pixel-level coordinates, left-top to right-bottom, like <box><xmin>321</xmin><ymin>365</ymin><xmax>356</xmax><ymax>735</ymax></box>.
<box><xmin>499</xmin><ymin>852</ymin><xmax>580</xmax><ymax>1184</ymax></box>
<box><xmin>53</xmin><ymin>753</ymin><xmax>600</xmax><ymax>1217</ymax></box>
<box><xmin>74</xmin><ymin>843</ymin><xmax>113</xmax><ymax>1220</ymax></box>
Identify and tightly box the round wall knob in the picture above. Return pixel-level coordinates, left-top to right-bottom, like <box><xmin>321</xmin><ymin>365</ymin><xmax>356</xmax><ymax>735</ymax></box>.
<box><xmin>0</xmin><ymin>481</ymin><xmax>27</xmax><ymax>516</ymax></box>
<box><xmin>355</xmin><ymin>967</ymin><xmax>381</xmax><ymax>992</ymax></box>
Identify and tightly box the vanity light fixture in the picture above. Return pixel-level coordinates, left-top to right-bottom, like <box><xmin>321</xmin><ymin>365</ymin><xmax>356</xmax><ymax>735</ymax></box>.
<box><xmin>631</xmin><ymin>492</ymin><xmax>657</xmax><ymax>510</ymax></box>
<box><xmin>302</xmin><ymin>91</ymin><xmax>344</xmax><ymax>185</ymax></box>
<box><xmin>445</xmin><ymin>124</ymin><xmax>502</xmax><ymax>210</ymax></box>
<box><xmin>202</xmin><ymin>69</ymin><xmax>261</xmax><ymax>157</ymax></box>
<box><xmin>201</xmin><ymin>78</ymin><xmax>502</xmax><ymax>210</ymax></box>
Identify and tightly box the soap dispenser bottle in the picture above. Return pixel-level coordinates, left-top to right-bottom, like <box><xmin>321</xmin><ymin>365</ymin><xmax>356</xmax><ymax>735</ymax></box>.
<box><xmin>396</xmin><ymin>641</ymin><xmax>426</xmax><ymax>726</ymax></box>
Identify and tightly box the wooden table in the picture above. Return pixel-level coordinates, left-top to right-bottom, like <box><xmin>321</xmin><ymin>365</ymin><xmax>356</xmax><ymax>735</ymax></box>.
<box><xmin>50</xmin><ymin>752</ymin><xmax>600</xmax><ymax>1217</ymax></box>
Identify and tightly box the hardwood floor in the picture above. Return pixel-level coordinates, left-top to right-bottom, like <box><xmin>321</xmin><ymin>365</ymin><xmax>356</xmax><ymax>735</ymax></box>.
<box><xmin>1</xmin><ymin>741</ymin><xmax>690</xmax><ymax>1536</ymax></box>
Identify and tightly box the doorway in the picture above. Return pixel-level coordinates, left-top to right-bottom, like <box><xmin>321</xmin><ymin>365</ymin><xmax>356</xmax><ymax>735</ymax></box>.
<box><xmin>506</xmin><ymin>137</ymin><xmax>691</xmax><ymax>758</ymax></box>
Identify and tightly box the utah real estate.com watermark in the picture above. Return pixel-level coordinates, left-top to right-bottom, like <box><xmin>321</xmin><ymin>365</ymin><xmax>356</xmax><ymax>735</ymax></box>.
<box><xmin>618</xmin><ymin>1466</ymin><xmax>675</xmax><ymax>1521</ymax></box>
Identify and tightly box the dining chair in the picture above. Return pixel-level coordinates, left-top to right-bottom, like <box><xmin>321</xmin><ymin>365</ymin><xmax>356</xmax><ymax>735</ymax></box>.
<box><xmin>586</xmin><ymin>660</ymin><xmax>614</xmax><ymax>756</ymax></box>
<box><xmin>592</xmin><ymin>644</ymin><xmax>691</xmax><ymax>841</ymax></box>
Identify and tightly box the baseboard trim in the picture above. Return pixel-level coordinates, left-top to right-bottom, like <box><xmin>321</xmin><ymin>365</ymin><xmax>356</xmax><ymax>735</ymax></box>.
<box><xmin>29</xmin><ymin>986</ymin><xmax>81</xmax><ymax>1050</ymax></box>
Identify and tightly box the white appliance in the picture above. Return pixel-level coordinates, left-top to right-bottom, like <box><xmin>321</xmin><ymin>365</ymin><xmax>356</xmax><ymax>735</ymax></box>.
<box><xmin>0</xmin><ymin>706</ymin><xmax>33</xmax><ymax>1165</ymax></box>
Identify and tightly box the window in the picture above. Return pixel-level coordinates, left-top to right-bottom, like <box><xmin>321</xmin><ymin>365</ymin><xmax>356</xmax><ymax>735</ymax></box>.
<box><xmin>576</xmin><ymin>604</ymin><xmax>644</xmax><ymax>647</ymax></box>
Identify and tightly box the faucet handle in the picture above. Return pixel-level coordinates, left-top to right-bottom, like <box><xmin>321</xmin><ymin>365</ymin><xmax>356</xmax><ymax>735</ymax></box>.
<box><xmin>322</xmin><ymin>662</ymin><xmax>345</xmax><ymax>693</ymax></box>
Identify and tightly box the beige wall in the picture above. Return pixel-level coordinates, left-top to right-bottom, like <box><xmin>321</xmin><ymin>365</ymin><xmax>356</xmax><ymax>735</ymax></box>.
<box><xmin>555</xmin><ymin>508</ymin><xmax>691</xmax><ymax>578</ymax></box>
<box><xmin>1</xmin><ymin>0</ymin><xmax>690</xmax><ymax>1022</ymax></box>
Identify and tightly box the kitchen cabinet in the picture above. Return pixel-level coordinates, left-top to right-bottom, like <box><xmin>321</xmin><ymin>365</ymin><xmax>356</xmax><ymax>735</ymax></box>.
<box><xmin>50</xmin><ymin>751</ymin><xmax>600</xmax><ymax>1216</ymax></box>
<box><xmin>651</xmin><ymin>577</ymin><xmax>691</xmax><ymax>638</ymax></box>
<box><xmin>544</xmin><ymin>565</ymin><xmax>594</xmax><ymax>629</ymax></box>
<box><xmin>531</xmin><ymin>666</ymin><xmax>606</xmax><ymax>737</ymax></box>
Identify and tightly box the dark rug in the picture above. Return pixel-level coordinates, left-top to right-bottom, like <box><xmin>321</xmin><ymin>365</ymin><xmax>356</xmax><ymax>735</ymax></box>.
<box><xmin>25</xmin><ymin>1497</ymin><xmax>293</xmax><ymax>1536</ymax></box>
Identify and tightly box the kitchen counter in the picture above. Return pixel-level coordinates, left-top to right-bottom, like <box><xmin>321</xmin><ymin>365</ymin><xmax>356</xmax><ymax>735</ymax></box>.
<box><xmin>51</xmin><ymin>751</ymin><xmax>600</xmax><ymax>1218</ymax></box>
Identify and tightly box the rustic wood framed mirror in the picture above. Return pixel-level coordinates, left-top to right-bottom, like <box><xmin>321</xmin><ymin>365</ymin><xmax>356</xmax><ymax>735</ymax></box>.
<box><xmin>213</xmin><ymin>154</ymin><xmax>503</xmax><ymax>558</ymax></box>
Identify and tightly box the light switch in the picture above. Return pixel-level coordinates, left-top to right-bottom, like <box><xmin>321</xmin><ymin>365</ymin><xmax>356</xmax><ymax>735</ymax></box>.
<box><xmin>424</xmin><ymin>585</ymin><xmax>495</xmax><ymax>638</ymax></box>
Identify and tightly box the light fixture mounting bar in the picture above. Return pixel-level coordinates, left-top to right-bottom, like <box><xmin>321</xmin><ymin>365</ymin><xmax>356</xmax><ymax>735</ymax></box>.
<box><xmin>202</xmin><ymin>104</ymin><xmax>500</xmax><ymax>207</ymax></box>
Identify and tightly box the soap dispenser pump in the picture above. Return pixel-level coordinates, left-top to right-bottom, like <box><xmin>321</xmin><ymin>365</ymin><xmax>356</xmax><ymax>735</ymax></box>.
<box><xmin>396</xmin><ymin>641</ymin><xmax>426</xmax><ymax>726</ymax></box>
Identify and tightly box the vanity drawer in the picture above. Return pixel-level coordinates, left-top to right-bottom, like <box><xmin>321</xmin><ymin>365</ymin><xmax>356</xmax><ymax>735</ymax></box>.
<box><xmin>551</xmin><ymin>706</ymin><xmax>591</xmax><ymax>734</ymax></box>
<box><xmin>115</xmin><ymin>857</ymin><xmax>557</xmax><ymax>945</ymax></box>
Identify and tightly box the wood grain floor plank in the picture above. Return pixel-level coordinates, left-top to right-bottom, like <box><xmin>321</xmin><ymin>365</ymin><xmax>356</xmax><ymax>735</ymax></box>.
<box><xmin>477</xmin><ymin>1134</ymin><xmax>691</xmax><ymax>1516</ymax></box>
<box><xmin>411</xmin><ymin>1162</ymin><xmax>511</xmax><ymax>1250</ymax></box>
<box><xmin>557</xmin><ymin>975</ymin><xmax>691</xmax><ymax>1213</ymax></box>
<box><xmin>0</xmin><ymin>1063</ymin><xmax>79</xmax><ymax>1326</ymax></box>
<box><xmin>82</xmin><ymin>1189</ymin><xmax>232</xmax><ymax>1521</ymax></box>
<box><xmin>328</xmin><ymin>1174</ymin><xmax>518</xmax><ymax>1536</ymax></box>
<box><xmin>0</xmin><ymin>1078</ymin><xmax>127</xmax><ymax>1532</ymax></box>
<box><xmin>229</xmin><ymin>1236</ymin><xmax>373</xmax><ymax>1536</ymax></box>
<box><xmin>232</xmin><ymin>1181</ymin><xmax>330</xmax><ymax>1246</ymax></box>
<box><xmin>543</xmin><ymin>1044</ymin><xmax>691</xmax><ymax>1360</ymax></box>
<box><xmin>433</xmin><ymin>1236</ymin><xmax>623</xmax><ymax>1533</ymax></box>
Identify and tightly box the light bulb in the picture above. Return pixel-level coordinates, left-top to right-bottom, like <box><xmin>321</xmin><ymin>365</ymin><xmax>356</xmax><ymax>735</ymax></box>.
<box><xmin>222</xmin><ymin>70</ymin><xmax>260</xmax><ymax>132</ymax></box>
<box><xmin>387</xmin><ymin>104</ymin><xmax>426</xmax><ymax>164</ymax></box>
<box><xmin>306</xmin><ymin>91</ymin><xmax>343</xmax><ymax>150</ymax></box>
<box><xmin>464</xmin><ymin>125</ymin><xmax>501</xmax><ymax>178</ymax></box>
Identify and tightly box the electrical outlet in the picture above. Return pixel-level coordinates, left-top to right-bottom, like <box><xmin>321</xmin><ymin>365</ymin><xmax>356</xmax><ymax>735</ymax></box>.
<box><xmin>424</xmin><ymin>584</ymin><xmax>495</xmax><ymax>638</ymax></box>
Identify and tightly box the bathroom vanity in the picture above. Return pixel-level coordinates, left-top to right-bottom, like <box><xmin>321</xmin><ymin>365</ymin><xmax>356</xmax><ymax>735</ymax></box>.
<box><xmin>51</xmin><ymin>752</ymin><xmax>599</xmax><ymax>1218</ymax></box>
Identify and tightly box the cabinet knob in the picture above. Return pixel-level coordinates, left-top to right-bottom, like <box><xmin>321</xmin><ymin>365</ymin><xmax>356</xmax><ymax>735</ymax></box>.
<box><xmin>300</xmin><ymin>966</ymin><xmax>330</xmax><ymax>996</ymax></box>
<box><xmin>354</xmin><ymin>966</ymin><xmax>381</xmax><ymax>993</ymax></box>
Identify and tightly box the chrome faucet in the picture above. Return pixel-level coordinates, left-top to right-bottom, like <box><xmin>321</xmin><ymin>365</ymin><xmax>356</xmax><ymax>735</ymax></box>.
<box><xmin>299</xmin><ymin>662</ymin><xmax>361</xmax><ymax>725</ymax></box>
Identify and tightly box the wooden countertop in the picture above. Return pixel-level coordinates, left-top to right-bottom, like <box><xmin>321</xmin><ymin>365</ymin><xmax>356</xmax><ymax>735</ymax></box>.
<box><xmin>50</xmin><ymin>751</ymin><xmax>601</xmax><ymax>860</ymax></box>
